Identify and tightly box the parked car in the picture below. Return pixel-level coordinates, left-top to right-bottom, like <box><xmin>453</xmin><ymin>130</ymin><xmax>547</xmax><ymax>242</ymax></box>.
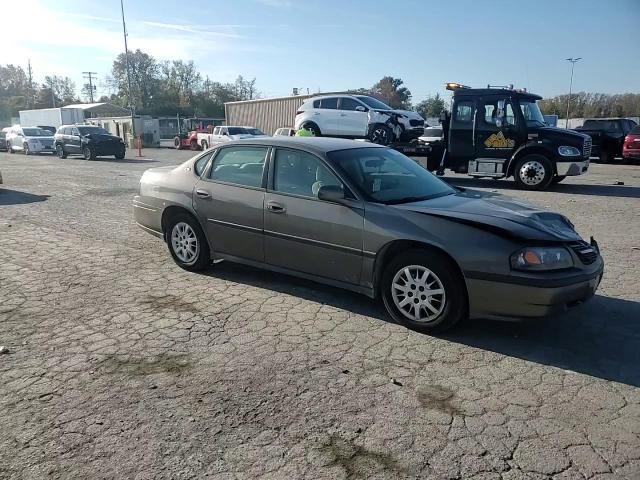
<box><xmin>5</xmin><ymin>126</ymin><xmax>55</xmax><ymax>154</ymax></box>
<box><xmin>197</xmin><ymin>126</ymin><xmax>268</xmax><ymax>150</ymax></box>
<box><xmin>133</xmin><ymin>137</ymin><xmax>603</xmax><ymax>333</ymax></box>
<box><xmin>54</xmin><ymin>125</ymin><xmax>126</xmax><ymax>160</ymax></box>
<box><xmin>418</xmin><ymin>126</ymin><xmax>443</xmax><ymax>145</ymax></box>
<box><xmin>575</xmin><ymin>118</ymin><xmax>637</xmax><ymax>163</ymax></box>
<box><xmin>622</xmin><ymin>125</ymin><xmax>640</xmax><ymax>162</ymax></box>
<box><xmin>274</xmin><ymin>127</ymin><xmax>296</xmax><ymax>137</ymax></box>
<box><xmin>294</xmin><ymin>94</ymin><xmax>425</xmax><ymax>145</ymax></box>
<box><xmin>0</xmin><ymin>130</ymin><xmax>7</xmax><ymax>151</ymax></box>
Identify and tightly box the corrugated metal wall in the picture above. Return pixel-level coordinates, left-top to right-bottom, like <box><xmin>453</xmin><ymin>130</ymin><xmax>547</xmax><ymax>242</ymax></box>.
<box><xmin>225</xmin><ymin>95</ymin><xmax>314</xmax><ymax>135</ymax></box>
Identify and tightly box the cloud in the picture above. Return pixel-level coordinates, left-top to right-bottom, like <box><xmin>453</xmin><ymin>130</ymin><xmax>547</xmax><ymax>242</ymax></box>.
<box><xmin>140</xmin><ymin>21</ymin><xmax>244</xmax><ymax>38</ymax></box>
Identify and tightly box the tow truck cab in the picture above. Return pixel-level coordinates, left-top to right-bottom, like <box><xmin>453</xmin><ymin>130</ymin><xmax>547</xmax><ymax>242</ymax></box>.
<box><xmin>438</xmin><ymin>83</ymin><xmax>592</xmax><ymax>190</ymax></box>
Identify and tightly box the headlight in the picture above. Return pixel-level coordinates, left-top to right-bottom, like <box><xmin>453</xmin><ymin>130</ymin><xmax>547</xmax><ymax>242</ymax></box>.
<box><xmin>510</xmin><ymin>246</ymin><xmax>574</xmax><ymax>271</ymax></box>
<box><xmin>558</xmin><ymin>145</ymin><xmax>581</xmax><ymax>156</ymax></box>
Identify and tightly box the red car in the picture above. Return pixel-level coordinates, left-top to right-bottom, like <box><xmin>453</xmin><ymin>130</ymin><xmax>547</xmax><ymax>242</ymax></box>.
<box><xmin>623</xmin><ymin>125</ymin><xmax>640</xmax><ymax>162</ymax></box>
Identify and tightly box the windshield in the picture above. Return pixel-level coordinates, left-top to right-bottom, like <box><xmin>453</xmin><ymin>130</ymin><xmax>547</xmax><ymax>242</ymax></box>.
<box><xmin>328</xmin><ymin>147</ymin><xmax>455</xmax><ymax>204</ymax></box>
<box><xmin>355</xmin><ymin>96</ymin><xmax>392</xmax><ymax>110</ymax></box>
<box><xmin>22</xmin><ymin>128</ymin><xmax>51</xmax><ymax>136</ymax></box>
<box><xmin>519</xmin><ymin>100</ymin><xmax>546</xmax><ymax>126</ymax></box>
<box><xmin>245</xmin><ymin>128</ymin><xmax>265</xmax><ymax>135</ymax></box>
<box><xmin>77</xmin><ymin>126</ymin><xmax>110</xmax><ymax>135</ymax></box>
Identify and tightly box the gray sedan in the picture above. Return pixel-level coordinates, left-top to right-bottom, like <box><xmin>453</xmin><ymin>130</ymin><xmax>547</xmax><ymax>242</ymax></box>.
<box><xmin>133</xmin><ymin>137</ymin><xmax>603</xmax><ymax>332</ymax></box>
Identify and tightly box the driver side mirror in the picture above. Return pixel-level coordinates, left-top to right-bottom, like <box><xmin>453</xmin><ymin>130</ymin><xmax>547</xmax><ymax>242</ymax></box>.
<box><xmin>355</xmin><ymin>105</ymin><xmax>366</xmax><ymax>112</ymax></box>
<box><xmin>317</xmin><ymin>185</ymin><xmax>347</xmax><ymax>204</ymax></box>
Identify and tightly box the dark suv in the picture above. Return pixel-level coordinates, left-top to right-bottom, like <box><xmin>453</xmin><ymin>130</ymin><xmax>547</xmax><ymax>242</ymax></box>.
<box><xmin>54</xmin><ymin>125</ymin><xmax>126</xmax><ymax>160</ymax></box>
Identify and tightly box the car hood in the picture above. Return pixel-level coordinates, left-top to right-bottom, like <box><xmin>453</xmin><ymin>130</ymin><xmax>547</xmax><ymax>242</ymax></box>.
<box><xmin>375</xmin><ymin>109</ymin><xmax>424</xmax><ymax>121</ymax></box>
<box><xmin>393</xmin><ymin>190</ymin><xmax>581</xmax><ymax>242</ymax></box>
<box><xmin>85</xmin><ymin>133</ymin><xmax>123</xmax><ymax>142</ymax></box>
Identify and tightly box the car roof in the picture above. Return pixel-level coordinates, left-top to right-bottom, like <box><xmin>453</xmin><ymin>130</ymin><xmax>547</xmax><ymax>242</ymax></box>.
<box><xmin>222</xmin><ymin>136</ymin><xmax>386</xmax><ymax>154</ymax></box>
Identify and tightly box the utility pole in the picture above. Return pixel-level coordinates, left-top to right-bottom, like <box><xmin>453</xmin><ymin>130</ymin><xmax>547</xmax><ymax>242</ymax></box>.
<box><xmin>27</xmin><ymin>59</ymin><xmax>34</xmax><ymax>108</ymax></box>
<box><xmin>120</xmin><ymin>0</ymin><xmax>136</xmax><ymax>139</ymax></box>
<box><xmin>565</xmin><ymin>57</ymin><xmax>581</xmax><ymax>129</ymax></box>
<box><xmin>82</xmin><ymin>71</ymin><xmax>98</xmax><ymax>102</ymax></box>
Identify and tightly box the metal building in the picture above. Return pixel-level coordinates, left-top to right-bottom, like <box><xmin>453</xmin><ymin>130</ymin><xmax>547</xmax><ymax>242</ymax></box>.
<box><xmin>225</xmin><ymin>94</ymin><xmax>316</xmax><ymax>135</ymax></box>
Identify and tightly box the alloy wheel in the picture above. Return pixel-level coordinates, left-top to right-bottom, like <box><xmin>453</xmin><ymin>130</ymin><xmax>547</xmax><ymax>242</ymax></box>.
<box><xmin>171</xmin><ymin>222</ymin><xmax>200</xmax><ymax>265</ymax></box>
<box><xmin>371</xmin><ymin>127</ymin><xmax>389</xmax><ymax>145</ymax></box>
<box><xmin>518</xmin><ymin>160</ymin><xmax>546</xmax><ymax>186</ymax></box>
<box><xmin>391</xmin><ymin>265</ymin><xmax>446</xmax><ymax>323</ymax></box>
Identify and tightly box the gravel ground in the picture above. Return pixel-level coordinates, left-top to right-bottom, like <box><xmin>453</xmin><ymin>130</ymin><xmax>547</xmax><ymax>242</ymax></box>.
<box><xmin>1</xmin><ymin>148</ymin><xmax>639</xmax><ymax>479</ymax></box>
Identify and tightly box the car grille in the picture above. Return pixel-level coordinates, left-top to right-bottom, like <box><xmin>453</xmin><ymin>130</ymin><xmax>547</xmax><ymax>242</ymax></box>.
<box><xmin>40</xmin><ymin>139</ymin><xmax>54</xmax><ymax>147</ymax></box>
<box><xmin>567</xmin><ymin>240</ymin><xmax>598</xmax><ymax>265</ymax></box>
<box><xmin>409</xmin><ymin>119</ymin><xmax>425</xmax><ymax>127</ymax></box>
<box><xmin>583</xmin><ymin>137</ymin><xmax>592</xmax><ymax>157</ymax></box>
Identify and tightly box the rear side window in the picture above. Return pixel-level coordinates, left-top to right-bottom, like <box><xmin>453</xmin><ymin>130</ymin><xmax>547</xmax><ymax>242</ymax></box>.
<box><xmin>313</xmin><ymin>100</ymin><xmax>320</xmax><ymax>108</ymax></box>
<box><xmin>209</xmin><ymin>146</ymin><xmax>268</xmax><ymax>188</ymax></box>
<box><xmin>319</xmin><ymin>98</ymin><xmax>338</xmax><ymax>109</ymax></box>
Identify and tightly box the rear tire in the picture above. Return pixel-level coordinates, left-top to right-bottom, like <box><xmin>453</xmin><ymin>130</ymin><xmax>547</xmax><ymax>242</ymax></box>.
<box><xmin>56</xmin><ymin>144</ymin><xmax>67</xmax><ymax>159</ymax></box>
<box><xmin>174</xmin><ymin>137</ymin><xmax>183</xmax><ymax>150</ymax></box>
<box><xmin>381</xmin><ymin>249</ymin><xmax>467</xmax><ymax>333</ymax></box>
<box><xmin>166</xmin><ymin>213</ymin><xmax>211</xmax><ymax>272</ymax></box>
<box><xmin>302</xmin><ymin>122</ymin><xmax>321</xmax><ymax>137</ymax></box>
<box><xmin>513</xmin><ymin>154</ymin><xmax>553</xmax><ymax>190</ymax></box>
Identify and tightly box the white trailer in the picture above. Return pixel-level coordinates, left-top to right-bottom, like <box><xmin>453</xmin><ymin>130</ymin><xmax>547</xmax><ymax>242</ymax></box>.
<box><xmin>18</xmin><ymin>108</ymin><xmax>85</xmax><ymax>128</ymax></box>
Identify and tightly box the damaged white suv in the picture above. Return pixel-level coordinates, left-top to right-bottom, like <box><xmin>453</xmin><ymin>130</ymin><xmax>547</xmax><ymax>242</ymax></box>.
<box><xmin>294</xmin><ymin>94</ymin><xmax>425</xmax><ymax>145</ymax></box>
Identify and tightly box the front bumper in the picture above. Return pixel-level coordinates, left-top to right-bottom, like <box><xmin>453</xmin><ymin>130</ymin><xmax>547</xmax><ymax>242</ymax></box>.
<box><xmin>90</xmin><ymin>142</ymin><xmax>126</xmax><ymax>155</ymax></box>
<box><xmin>29</xmin><ymin>142</ymin><xmax>55</xmax><ymax>153</ymax></box>
<box><xmin>400</xmin><ymin>127</ymin><xmax>425</xmax><ymax>142</ymax></box>
<box><xmin>623</xmin><ymin>148</ymin><xmax>640</xmax><ymax>160</ymax></box>
<box><xmin>556</xmin><ymin>158</ymin><xmax>589</xmax><ymax>176</ymax></box>
<box><xmin>466</xmin><ymin>259</ymin><xmax>603</xmax><ymax>320</ymax></box>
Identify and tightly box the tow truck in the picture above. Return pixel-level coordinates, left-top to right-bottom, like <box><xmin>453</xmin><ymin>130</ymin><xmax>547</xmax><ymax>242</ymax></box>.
<box><xmin>424</xmin><ymin>83</ymin><xmax>592</xmax><ymax>190</ymax></box>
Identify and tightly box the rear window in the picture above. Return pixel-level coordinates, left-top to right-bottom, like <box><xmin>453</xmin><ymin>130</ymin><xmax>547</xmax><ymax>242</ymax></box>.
<box><xmin>631</xmin><ymin>126</ymin><xmax>640</xmax><ymax>135</ymax></box>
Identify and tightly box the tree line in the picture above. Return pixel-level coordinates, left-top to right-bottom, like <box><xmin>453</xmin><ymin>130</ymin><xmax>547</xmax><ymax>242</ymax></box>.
<box><xmin>1</xmin><ymin>51</ymin><xmax>638</xmax><ymax>123</ymax></box>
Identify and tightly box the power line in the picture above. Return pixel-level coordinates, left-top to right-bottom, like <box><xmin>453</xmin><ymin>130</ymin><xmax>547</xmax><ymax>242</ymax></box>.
<box><xmin>82</xmin><ymin>71</ymin><xmax>98</xmax><ymax>102</ymax></box>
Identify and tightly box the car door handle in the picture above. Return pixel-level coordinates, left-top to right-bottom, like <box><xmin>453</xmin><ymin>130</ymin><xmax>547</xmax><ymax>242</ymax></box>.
<box><xmin>195</xmin><ymin>188</ymin><xmax>212</xmax><ymax>199</ymax></box>
<box><xmin>340</xmin><ymin>113</ymin><xmax>347</xmax><ymax>117</ymax></box>
<box><xmin>313</xmin><ymin>112</ymin><xmax>320</xmax><ymax>115</ymax></box>
<box><xmin>266</xmin><ymin>201</ymin><xmax>286</xmax><ymax>213</ymax></box>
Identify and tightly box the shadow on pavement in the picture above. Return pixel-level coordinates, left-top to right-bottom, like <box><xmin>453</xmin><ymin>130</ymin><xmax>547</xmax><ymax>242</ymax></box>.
<box><xmin>444</xmin><ymin>177</ymin><xmax>640</xmax><ymax>199</ymax></box>
<box><xmin>206</xmin><ymin>262</ymin><xmax>640</xmax><ymax>387</ymax></box>
<box><xmin>92</xmin><ymin>158</ymin><xmax>159</xmax><ymax>164</ymax></box>
<box><xmin>0</xmin><ymin>189</ymin><xmax>50</xmax><ymax>206</ymax></box>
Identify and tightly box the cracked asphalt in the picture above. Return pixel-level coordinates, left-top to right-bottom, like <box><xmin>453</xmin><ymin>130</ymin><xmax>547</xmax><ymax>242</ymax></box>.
<box><xmin>1</xmin><ymin>149</ymin><xmax>639</xmax><ymax>479</ymax></box>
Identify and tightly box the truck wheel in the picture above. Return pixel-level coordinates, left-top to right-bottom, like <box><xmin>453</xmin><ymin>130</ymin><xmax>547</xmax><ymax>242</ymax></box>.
<box><xmin>369</xmin><ymin>125</ymin><xmax>393</xmax><ymax>145</ymax></box>
<box><xmin>381</xmin><ymin>249</ymin><xmax>467</xmax><ymax>333</ymax></box>
<box><xmin>6</xmin><ymin>141</ymin><xmax>12</xmax><ymax>153</ymax></box>
<box><xmin>551</xmin><ymin>175</ymin><xmax>566</xmax><ymax>184</ymax></box>
<box><xmin>174</xmin><ymin>137</ymin><xmax>183</xmax><ymax>150</ymax></box>
<box><xmin>302</xmin><ymin>122</ymin><xmax>321</xmax><ymax>137</ymax></box>
<box><xmin>201</xmin><ymin>140</ymin><xmax>209</xmax><ymax>150</ymax></box>
<box><xmin>599</xmin><ymin>151</ymin><xmax>611</xmax><ymax>163</ymax></box>
<box><xmin>513</xmin><ymin>154</ymin><xmax>553</xmax><ymax>190</ymax></box>
<box><xmin>82</xmin><ymin>145</ymin><xmax>96</xmax><ymax>160</ymax></box>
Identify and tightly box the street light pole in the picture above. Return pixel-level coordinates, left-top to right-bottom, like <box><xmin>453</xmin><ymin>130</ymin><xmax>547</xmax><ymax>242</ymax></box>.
<box><xmin>120</xmin><ymin>0</ymin><xmax>136</xmax><ymax>140</ymax></box>
<box><xmin>565</xmin><ymin>57</ymin><xmax>581</xmax><ymax>129</ymax></box>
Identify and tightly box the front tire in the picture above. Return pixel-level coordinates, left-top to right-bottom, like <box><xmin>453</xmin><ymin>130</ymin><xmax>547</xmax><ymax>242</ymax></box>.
<box><xmin>115</xmin><ymin>147</ymin><xmax>125</xmax><ymax>160</ymax></box>
<box><xmin>166</xmin><ymin>213</ymin><xmax>211</xmax><ymax>271</ymax></box>
<box><xmin>6</xmin><ymin>142</ymin><xmax>12</xmax><ymax>153</ymax></box>
<box><xmin>201</xmin><ymin>140</ymin><xmax>209</xmax><ymax>150</ymax></box>
<box><xmin>369</xmin><ymin>125</ymin><xmax>393</xmax><ymax>145</ymax></box>
<box><xmin>513</xmin><ymin>154</ymin><xmax>553</xmax><ymax>190</ymax></box>
<box><xmin>381</xmin><ymin>249</ymin><xmax>467</xmax><ymax>333</ymax></box>
<box><xmin>56</xmin><ymin>144</ymin><xmax>67</xmax><ymax>159</ymax></box>
<box><xmin>174</xmin><ymin>137</ymin><xmax>183</xmax><ymax>150</ymax></box>
<box><xmin>23</xmin><ymin>143</ymin><xmax>30</xmax><ymax>155</ymax></box>
<box><xmin>599</xmin><ymin>150</ymin><xmax>611</xmax><ymax>163</ymax></box>
<box><xmin>82</xmin><ymin>145</ymin><xmax>96</xmax><ymax>160</ymax></box>
<box><xmin>302</xmin><ymin>122</ymin><xmax>321</xmax><ymax>137</ymax></box>
<box><xmin>190</xmin><ymin>139</ymin><xmax>199</xmax><ymax>151</ymax></box>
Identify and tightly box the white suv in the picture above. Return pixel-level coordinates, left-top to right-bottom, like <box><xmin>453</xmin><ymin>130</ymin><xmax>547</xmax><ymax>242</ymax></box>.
<box><xmin>6</xmin><ymin>125</ymin><xmax>55</xmax><ymax>154</ymax></box>
<box><xmin>294</xmin><ymin>94</ymin><xmax>425</xmax><ymax>145</ymax></box>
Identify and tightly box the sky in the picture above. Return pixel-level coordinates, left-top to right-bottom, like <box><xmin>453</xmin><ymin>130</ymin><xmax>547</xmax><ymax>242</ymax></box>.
<box><xmin>1</xmin><ymin>0</ymin><xmax>639</xmax><ymax>102</ymax></box>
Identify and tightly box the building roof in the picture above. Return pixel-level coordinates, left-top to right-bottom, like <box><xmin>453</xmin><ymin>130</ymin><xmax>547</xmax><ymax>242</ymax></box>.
<box><xmin>63</xmin><ymin>102</ymin><xmax>131</xmax><ymax>117</ymax></box>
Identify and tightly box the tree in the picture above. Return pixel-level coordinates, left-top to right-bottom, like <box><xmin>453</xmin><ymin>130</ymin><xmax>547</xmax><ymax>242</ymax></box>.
<box><xmin>371</xmin><ymin>76</ymin><xmax>412</xmax><ymax>109</ymax></box>
<box><xmin>43</xmin><ymin>76</ymin><xmax>78</xmax><ymax>104</ymax></box>
<box><xmin>415</xmin><ymin>93</ymin><xmax>446</xmax><ymax>119</ymax></box>
<box><xmin>112</xmin><ymin>49</ymin><xmax>160</xmax><ymax>110</ymax></box>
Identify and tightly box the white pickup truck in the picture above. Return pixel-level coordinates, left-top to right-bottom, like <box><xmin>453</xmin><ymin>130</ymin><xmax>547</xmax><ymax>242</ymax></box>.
<box><xmin>196</xmin><ymin>126</ymin><xmax>268</xmax><ymax>150</ymax></box>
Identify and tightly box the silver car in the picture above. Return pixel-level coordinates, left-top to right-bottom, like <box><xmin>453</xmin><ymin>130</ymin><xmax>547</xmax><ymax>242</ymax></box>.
<box><xmin>133</xmin><ymin>137</ymin><xmax>603</xmax><ymax>332</ymax></box>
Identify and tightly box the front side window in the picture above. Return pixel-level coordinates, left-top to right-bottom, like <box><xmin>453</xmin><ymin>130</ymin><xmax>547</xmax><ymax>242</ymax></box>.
<box><xmin>519</xmin><ymin>100</ymin><xmax>545</xmax><ymax>127</ymax></box>
<box><xmin>319</xmin><ymin>98</ymin><xmax>338</xmax><ymax>109</ymax></box>
<box><xmin>209</xmin><ymin>146</ymin><xmax>267</xmax><ymax>188</ymax></box>
<box><xmin>339</xmin><ymin>97</ymin><xmax>363</xmax><ymax>111</ymax></box>
<box><xmin>273</xmin><ymin>149</ymin><xmax>342</xmax><ymax>197</ymax></box>
<box><xmin>482</xmin><ymin>99</ymin><xmax>516</xmax><ymax>126</ymax></box>
<box><xmin>329</xmin><ymin>147</ymin><xmax>454</xmax><ymax>204</ymax></box>
<box><xmin>454</xmin><ymin>101</ymin><xmax>473</xmax><ymax>123</ymax></box>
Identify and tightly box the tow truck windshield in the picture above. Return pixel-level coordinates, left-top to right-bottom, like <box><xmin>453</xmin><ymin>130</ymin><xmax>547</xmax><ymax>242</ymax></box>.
<box><xmin>519</xmin><ymin>100</ymin><xmax>546</xmax><ymax>127</ymax></box>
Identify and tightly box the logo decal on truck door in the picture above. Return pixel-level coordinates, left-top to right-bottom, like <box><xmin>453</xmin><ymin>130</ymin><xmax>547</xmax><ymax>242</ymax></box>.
<box><xmin>484</xmin><ymin>131</ymin><xmax>515</xmax><ymax>149</ymax></box>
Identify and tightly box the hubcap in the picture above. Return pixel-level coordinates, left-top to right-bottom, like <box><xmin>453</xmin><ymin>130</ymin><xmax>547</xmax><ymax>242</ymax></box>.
<box><xmin>171</xmin><ymin>222</ymin><xmax>199</xmax><ymax>264</ymax></box>
<box><xmin>391</xmin><ymin>265</ymin><xmax>446</xmax><ymax>323</ymax></box>
<box><xmin>519</xmin><ymin>160</ymin><xmax>546</xmax><ymax>186</ymax></box>
<box><xmin>372</xmin><ymin>128</ymin><xmax>388</xmax><ymax>144</ymax></box>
